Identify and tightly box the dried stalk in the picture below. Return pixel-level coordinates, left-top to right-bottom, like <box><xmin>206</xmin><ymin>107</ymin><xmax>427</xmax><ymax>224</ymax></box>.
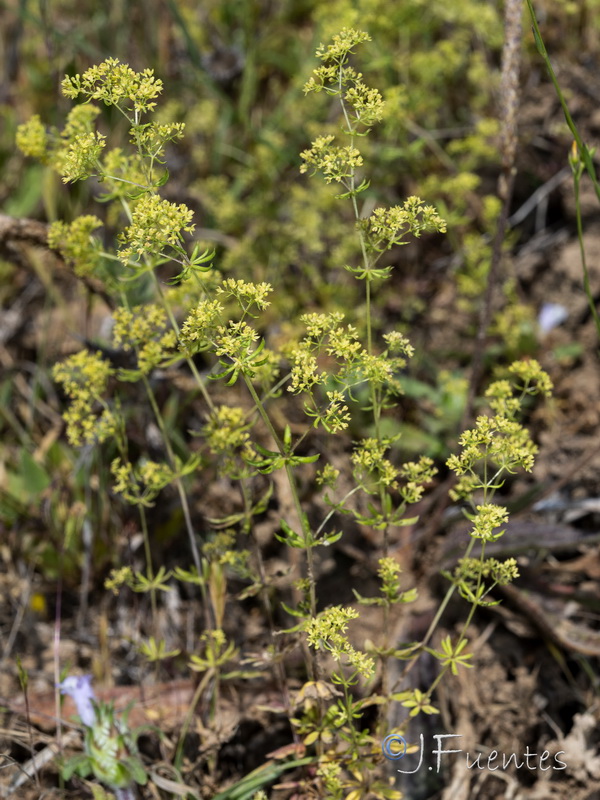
<box><xmin>462</xmin><ymin>0</ymin><xmax>523</xmax><ymax>427</ymax></box>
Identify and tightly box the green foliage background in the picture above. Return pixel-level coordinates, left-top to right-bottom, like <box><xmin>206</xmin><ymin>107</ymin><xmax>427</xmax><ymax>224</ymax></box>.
<box><xmin>0</xmin><ymin>0</ymin><xmax>594</xmax><ymax>567</ymax></box>
<box><xmin>0</xmin><ymin>1</ymin><xmax>596</xmax><ymax>796</ymax></box>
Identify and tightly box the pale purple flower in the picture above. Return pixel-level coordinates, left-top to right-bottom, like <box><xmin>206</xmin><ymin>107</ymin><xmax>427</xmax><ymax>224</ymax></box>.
<box><xmin>538</xmin><ymin>302</ymin><xmax>568</xmax><ymax>334</ymax></box>
<box><xmin>58</xmin><ymin>674</ymin><xmax>97</xmax><ymax>727</ymax></box>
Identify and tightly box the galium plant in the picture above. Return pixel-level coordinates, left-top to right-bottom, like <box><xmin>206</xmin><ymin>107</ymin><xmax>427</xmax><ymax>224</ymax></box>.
<box><xmin>16</xmin><ymin>29</ymin><xmax>552</xmax><ymax>799</ymax></box>
<box><xmin>296</xmin><ymin>28</ymin><xmax>444</xmax><ymax>728</ymax></box>
<box><xmin>415</xmin><ymin>361</ymin><xmax>552</xmax><ymax>702</ymax></box>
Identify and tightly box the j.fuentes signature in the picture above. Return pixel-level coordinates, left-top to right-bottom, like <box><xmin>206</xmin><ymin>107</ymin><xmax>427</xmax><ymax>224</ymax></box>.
<box><xmin>382</xmin><ymin>734</ymin><xmax>567</xmax><ymax>773</ymax></box>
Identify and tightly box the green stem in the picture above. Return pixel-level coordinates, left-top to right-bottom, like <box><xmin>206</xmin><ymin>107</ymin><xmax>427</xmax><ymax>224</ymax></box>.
<box><xmin>314</xmin><ymin>486</ymin><xmax>361</xmax><ymax>538</ymax></box>
<box><xmin>140</xmin><ymin>372</ymin><xmax>212</xmax><ymax>629</ymax></box>
<box><xmin>338</xmin><ymin>661</ymin><xmax>360</xmax><ymax>751</ymax></box>
<box><xmin>426</xmin><ymin>577</ymin><xmax>483</xmax><ymax>699</ymax></box>
<box><xmin>116</xmin><ymin>275</ymin><xmax>206</xmax><ymax>596</ymax></box>
<box><xmin>365</xmin><ymin>277</ymin><xmax>372</xmax><ymax>358</ymax></box>
<box><xmin>115</xmin><ymin>240</ymin><xmax>213</xmax><ymax>624</ymax></box>
<box><xmin>526</xmin><ymin>3</ymin><xmax>600</xmax><ymax>344</ymax></box>
<box><xmin>240</xmin><ymin>478</ymin><xmax>294</xmax><ymax>720</ymax></box>
<box><xmin>151</xmin><ymin>272</ymin><xmax>215</xmax><ymax>412</ymax></box>
<box><xmin>572</xmin><ymin>165</ymin><xmax>600</xmax><ymax>341</ymax></box>
<box><xmin>243</xmin><ymin>375</ymin><xmax>319</xmax><ymax>678</ymax></box>
<box><xmin>138</xmin><ymin>505</ymin><xmax>158</xmax><ymax>635</ymax></box>
<box><xmin>526</xmin><ymin>0</ymin><xmax>600</xmax><ymax>204</ymax></box>
<box><xmin>337</xmin><ymin>61</ymin><xmax>394</xmax><ymax>717</ymax></box>
<box><xmin>391</xmin><ymin>534</ymin><xmax>478</xmax><ymax>693</ymax></box>
<box><xmin>173</xmin><ymin>669</ymin><xmax>214</xmax><ymax>771</ymax></box>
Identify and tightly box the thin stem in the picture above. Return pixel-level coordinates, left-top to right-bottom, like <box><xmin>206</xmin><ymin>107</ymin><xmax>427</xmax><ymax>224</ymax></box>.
<box><xmin>365</xmin><ymin>277</ymin><xmax>372</xmax><ymax>357</ymax></box>
<box><xmin>151</xmin><ymin>272</ymin><xmax>215</xmax><ymax>412</ymax></box>
<box><xmin>140</xmin><ymin>372</ymin><xmax>212</xmax><ymax>629</ymax></box>
<box><xmin>174</xmin><ymin>669</ymin><xmax>213</xmax><ymax>771</ymax></box>
<box><xmin>101</xmin><ymin>173</ymin><xmax>153</xmax><ymax>191</ymax></box>
<box><xmin>391</xmin><ymin>535</ymin><xmax>478</xmax><ymax>692</ymax></box>
<box><xmin>314</xmin><ymin>486</ymin><xmax>361</xmax><ymax>538</ymax></box>
<box><xmin>240</xmin><ymin>479</ymin><xmax>294</xmax><ymax>722</ymax></box>
<box><xmin>338</xmin><ymin>662</ymin><xmax>360</xmax><ymax>751</ymax></box>
<box><xmin>573</xmin><ymin>165</ymin><xmax>600</xmax><ymax>340</ymax></box>
<box><xmin>257</xmin><ymin>370</ymin><xmax>295</xmax><ymax>408</ymax></box>
<box><xmin>337</xmin><ymin>59</ymin><xmax>396</xmax><ymax>713</ymax></box>
<box><xmin>526</xmin><ymin>0</ymin><xmax>600</xmax><ymax>204</ymax></box>
<box><xmin>243</xmin><ymin>375</ymin><xmax>319</xmax><ymax>678</ymax></box>
<box><xmin>138</xmin><ymin>505</ymin><xmax>158</xmax><ymax>634</ymax></box>
<box><xmin>115</xmin><ymin>275</ymin><xmax>210</xmax><ymax>621</ymax></box>
<box><xmin>425</xmin><ymin>576</ymin><xmax>483</xmax><ymax>700</ymax></box>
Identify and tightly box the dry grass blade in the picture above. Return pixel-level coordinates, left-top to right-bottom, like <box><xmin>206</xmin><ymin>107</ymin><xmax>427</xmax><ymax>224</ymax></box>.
<box><xmin>0</xmin><ymin>731</ymin><xmax>79</xmax><ymax>797</ymax></box>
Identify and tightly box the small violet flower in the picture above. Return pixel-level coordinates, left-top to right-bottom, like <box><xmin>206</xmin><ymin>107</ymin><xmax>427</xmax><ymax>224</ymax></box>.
<box><xmin>538</xmin><ymin>302</ymin><xmax>568</xmax><ymax>335</ymax></box>
<box><xmin>58</xmin><ymin>674</ymin><xmax>97</xmax><ymax>727</ymax></box>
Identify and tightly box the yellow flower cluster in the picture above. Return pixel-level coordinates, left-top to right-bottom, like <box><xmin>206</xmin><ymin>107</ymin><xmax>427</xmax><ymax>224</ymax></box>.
<box><xmin>216</xmin><ymin>278</ymin><xmax>273</xmax><ymax>315</ymax></box>
<box><xmin>48</xmin><ymin>216</ymin><xmax>103</xmax><ymax>277</ymax></box>
<box><xmin>364</xmin><ymin>198</ymin><xmax>447</xmax><ymax>253</ymax></box>
<box><xmin>112</xmin><ymin>305</ymin><xmax>176</xmax><ymax>374</ymax></box>
<box><xmin>304</xmin><ymin>606</ymin><xmax>374</xmax><ymax>678</ymax></box>
<box><xmin>470</xmin><ymin>503</ymin><xmax>509</xmax><ymax>542</ymax></box>
<box><xmin>118</xmin><ymin>193</ymin><xmax>195</xmax><ymax>263</ymax></box>
<box><xmin>203</xmin><ymin>405</ymin><xmax>256</xmax><ymax>475</ymax></box>
<box><xmin>52</xmin><ymin>350</ymin><xmax>116</xmax><ymax>446</ymax></box>
<box><xmin>15</xmin><ymin>115</ymin><xmax>48</xmax><ymax>161</ymax></box>
<box><xmin>300</xmin><ymin>135</ymin><xmax>363</xmax><ymax>184</ymax></box>
<box><xmin>352</xmin><ymin>438</ymin><xmax>399</xmax><ymax>490</ymax></box>
<box><xmin>111</xmin><ymin>457</ymin><xmax>174</xmax><ymax>506</ymax></box>
<box><xmin>61</xmin><ymin>131</ymin><xmax>106</xmax><ymax>183</ymax></box>
<box><xmin>179</xmin><ymin>299</ymin><xmax>224</xmax><ymax>355</ymax></box>
<box><xmin>61</xmin><ymin>58</ymin><xmax>163</xmax><ymax>115</ymax></box>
